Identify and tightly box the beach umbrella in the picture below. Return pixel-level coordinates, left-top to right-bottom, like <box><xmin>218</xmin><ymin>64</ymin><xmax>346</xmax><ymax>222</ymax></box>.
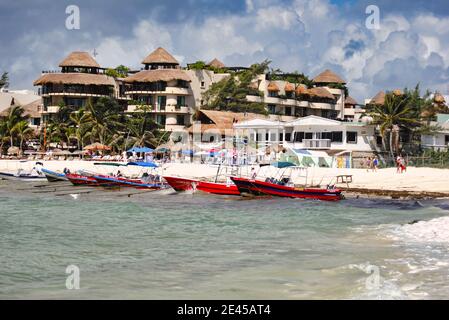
<box><xmin>156</xmin><ymin>147</ymin><xmax>170</xmax><ymax>153</ymax></box>
<box><xmin>127</xmin><ymin>161</ymin><xmax>158</xmax><ymax>168</ymax></box>
<box><xmin>137</xmin><ymin>147</ymin><xmax>154</xmax><ymax>153</ymax></box>
<box><xmin>7</xmin><ymin>146</ymin><xmax>20</xmax><ymax>155</ymax></box>
<box><xmin>84</xmin><ymin>143</ymin><xmax>112</xmax><ymax>151</ymax></box>
<box><xmin>181</xmin><ymin>150</ymin><xmax>194</xmax><ymax>155</ymax></box>
<box><xmin>270</xmin><ymin>161</ymin><xmax>296</xmax><ymax>168</ymax></box>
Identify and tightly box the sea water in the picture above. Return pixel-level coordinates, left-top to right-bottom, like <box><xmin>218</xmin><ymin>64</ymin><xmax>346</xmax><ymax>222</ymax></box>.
<box><xmin>0</xmin><ymin>180</ymin><xmax>449</xmax><ymax>299</ymax></box>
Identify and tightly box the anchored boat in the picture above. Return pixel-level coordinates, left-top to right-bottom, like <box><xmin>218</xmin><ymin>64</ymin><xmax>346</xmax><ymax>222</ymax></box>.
<box><xmin>230</xmin><ymin>162</ymin><xmax>343</xmax><ymax>201</ymax></box>
<box><xmin>41</xmin><ymin>168</ymin><xmax>68</xmax><ymax>182</ymax></box>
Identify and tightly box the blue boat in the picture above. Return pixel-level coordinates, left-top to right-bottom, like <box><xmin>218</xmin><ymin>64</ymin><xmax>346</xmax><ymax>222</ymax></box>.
<box><xmin>41</xmin><ymin>168</ymin><xmax>68</xmax><ymax>182</ymax></box>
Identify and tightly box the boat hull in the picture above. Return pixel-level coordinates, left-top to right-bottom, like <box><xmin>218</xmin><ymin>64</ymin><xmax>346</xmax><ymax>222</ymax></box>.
<box><xmin>41</xmin><ymin>169</ymin><xmax>68</xmax><ymax>182</ymax></box>
<box><xmin>163</xmin><ymin>176</ymin><xmax>197</xmax><ymax>191</ymax></box>
<box><xmin>230</xmin><ymin>177</ymin><xmax>343</xmax><ymax>201</ymax></box>
<box><xmin>163</xmin><ymin>176</ymin><xmax>240</xmax><ymax>195</ymax></box>
<box><xmin>93</xmin><ymin>175</ymin><xmax>167</xmax><ymax>189</ymax></box>
<box><xmin>0</xmin><ymin>172</ymin><xmax>47</xmax><ymax>181</ymax></box>
<box><xmin>66</xmin><ymin>174</ymin><xmax>99</xmax><ymax>186</ymax></box>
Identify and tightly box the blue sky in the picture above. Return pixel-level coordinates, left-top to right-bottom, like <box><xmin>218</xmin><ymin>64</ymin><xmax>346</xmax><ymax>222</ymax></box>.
<box><xmin>1</xmin><ymin>0</ymin><xmax>449</xmax><ymax>102</ymax></box>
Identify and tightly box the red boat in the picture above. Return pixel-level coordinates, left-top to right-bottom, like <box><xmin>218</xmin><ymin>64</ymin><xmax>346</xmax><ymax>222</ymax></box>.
<box><xmin>93</xmin><ymin>174</ymin><xmax>167</xmax><ymax>190</ymax></box>
<box><xmin>230</xmin><ymin>177</ymin><xmax>343</xmax><ymax>201</ymax></box>
<box><xmin>66</xmin><ymin>173</ymin><xmax>99</xmax><ymax>186</ymax></box>
<box><xmin>163</xmin><ymin>176</ymin><xmax>240</xmax><ymax>195</ymax></box>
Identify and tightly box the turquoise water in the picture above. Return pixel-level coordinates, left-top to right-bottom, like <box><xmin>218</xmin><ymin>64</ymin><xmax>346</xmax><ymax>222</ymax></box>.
<box><xmin>1</xmin><ymin>180</ymin><xmax>449</xmax><ymax>299</ymax></box>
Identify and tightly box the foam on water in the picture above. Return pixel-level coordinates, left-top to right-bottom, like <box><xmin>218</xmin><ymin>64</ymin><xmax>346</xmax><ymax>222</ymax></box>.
<box><xmin>389</xmin><ymin>216</ymin><xmax>449</xmax><ymax>244</ymax></box>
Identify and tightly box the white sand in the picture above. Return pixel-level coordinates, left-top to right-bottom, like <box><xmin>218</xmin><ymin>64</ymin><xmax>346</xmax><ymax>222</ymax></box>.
<box><xmin>1</xmin><ymin>160</ymin><xmax>449</xmax><ymax>193</ymax></box>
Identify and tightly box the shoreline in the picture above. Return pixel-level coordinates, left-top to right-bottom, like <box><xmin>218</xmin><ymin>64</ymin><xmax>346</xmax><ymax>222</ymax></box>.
<box><xmin>1</xmin><ymin>159</ymin><xmax>449</xmax><ymax>200</ymax></box>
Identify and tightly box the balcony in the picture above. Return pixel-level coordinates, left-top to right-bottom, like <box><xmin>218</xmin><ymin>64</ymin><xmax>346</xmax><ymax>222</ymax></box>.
<box><xmin>126</xmin><ymin>105</ymin><xmax>191</xmax><ymax>113</ymax></box>
<box><xmin>303</xmin><ymin>139</ymin><xmax>331</xmax><ymax>149</ymax></box>
<box><xmin>124</xmin><ymin>85</ymin><xmax>189</xmax><ymax>95</ymax></box>
<box><xmin>39</xmin><ymin>86</ymin><xmax>113</xmax><ymax>97</ymax></box>
<box><xmin>40</xmin><ymin>106</ymin><xmax>60</xmax><ymax>114</ymax></box>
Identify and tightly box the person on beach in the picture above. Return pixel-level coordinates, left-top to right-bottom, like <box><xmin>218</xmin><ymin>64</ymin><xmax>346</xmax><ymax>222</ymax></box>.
<box><xmin>365</xmin><ymin>157</ymin><xmax>371</xmax><ymax>172</ymax></box>
<box><xmin>399</xmin><ymin>156</ymin><xmax>407</xmax><ymax>173</ymax></box>
<box><xmin>372</xmin><ymin>156</ymin><xmax>379</xmax><ymax>172</ymax></box>
<box><xmin>396</xmin><ymin>155</ymin><xmax>402</xmax><ymax>173</ymax></box>
<box><xmin>250</xmin><ymin>167</ymin><xmax>257</xmax><ymax>180</ymax></box>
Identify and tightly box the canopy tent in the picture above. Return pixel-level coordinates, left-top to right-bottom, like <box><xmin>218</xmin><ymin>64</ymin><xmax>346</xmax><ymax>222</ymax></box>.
<box><xmin>127</xmin><ymin>161</ymin><xmax>158</xmax><ymax>168</ymax></box>
<box><xmin>270</xmin><ymin>161</ymin><xmax>296</xmax><ymax>168</ymax></box>
<box><xmin>127</xmin><ymin>147</ymin><xmax>154</xmax><ymax>153</ymax></box>
<box><xmin>283</xmin><ymin>148</ymin><xmax>333</xmax><ymax>167</ymax></box>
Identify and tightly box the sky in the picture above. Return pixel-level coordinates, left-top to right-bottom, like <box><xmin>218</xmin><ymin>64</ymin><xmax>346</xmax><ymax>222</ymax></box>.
<box><xmin>1</xmin><ymin>0</ymin><xmax>449</xmax><ymax>102</ymax></box>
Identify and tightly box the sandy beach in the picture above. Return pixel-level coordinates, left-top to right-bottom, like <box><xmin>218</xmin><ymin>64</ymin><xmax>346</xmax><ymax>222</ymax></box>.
<box><xmin>1</xmin><ymin>159</ymin><xmax>449</xmax><ymax>196</ymax></box>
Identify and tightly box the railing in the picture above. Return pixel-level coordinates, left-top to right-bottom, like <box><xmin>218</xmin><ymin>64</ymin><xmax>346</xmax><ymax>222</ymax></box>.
<box><xmin>39</xmin><ymin>86</ymin><xmax>113</xmax><ymax>96</ymax></box>
<box><xmin>302</xmin><ymin>139</ymin><xmax>331</xmax><ymax>149</ymax></box>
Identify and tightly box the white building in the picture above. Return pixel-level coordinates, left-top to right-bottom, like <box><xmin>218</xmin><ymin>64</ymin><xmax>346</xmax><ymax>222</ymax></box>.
<box><xmin>421</xmin><ymin>114</ymin><xmax>449</xmax><ymax>151</ymax></box>
<box><xmin>234</xmin><ymin>115</ymin><xmax>376</xmax><ymax>168</ymax></box>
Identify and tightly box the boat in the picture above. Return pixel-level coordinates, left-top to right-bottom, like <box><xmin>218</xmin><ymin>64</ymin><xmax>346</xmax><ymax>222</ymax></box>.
<box><xmin>230</xmin><ymin>177</ymin><xmax>343</xmax><ymax>201</ymax></box>
<box><xmin>0</xmin><ymin>171</ymin><xmax>47</xmax><ymax>181</ymax></box>
<box><xmin>41</xmin><ymin>168</ymin><xmax>68</xmax><ymax>182</ymax></box>
<box><xmin>66</xmin><ymin>173</ymin><xmax>99</xmax><ymax>186</ymax></box>
<box><xmin>230</xmin><ymin>162</ymin><xmax>343</xmax><ymax>201</ymax></box>
<box><xmin>163</xmin><ymin>165</ymin><xmax>242</xmax><ymax>196</ymax></box>
<box><xmin>92</xmin><ymin>174</ymin><xmax>168</xmax><ymax>189</ymax></box>
<box><xmin>163</xmin><ymin>176</ymin><xmax>240</xmax><ymax>195</ymax></box>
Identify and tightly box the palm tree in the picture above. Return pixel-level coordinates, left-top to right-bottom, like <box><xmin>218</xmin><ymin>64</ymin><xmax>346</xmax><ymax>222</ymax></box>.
<box><xmin>0</xmin><ymin>119</ymin><xmax>8</xmax><ymax>155</ymax></box>
<box><xmin>11</xmin><ymin>120</ymin><xmax>34</xmax><ymax>153</ymax></box>
<box><xmin>69</xmin><ymin>108</ymin><xmax>93</xmax><ymax>150</ymax></box>
<box><xmin>368</xmin><ymin>92</ymin><xmax>419</xmax><ymax>160</ymax></box>
<box><xmin>85</xmin><ymin>98</ymin><xmax>123</xmax><ymax>145</ymax></box>
<box><xmin>3</xmin><ymin>106</ymin><xmax>26</xmax><ymax>147</ymax></box>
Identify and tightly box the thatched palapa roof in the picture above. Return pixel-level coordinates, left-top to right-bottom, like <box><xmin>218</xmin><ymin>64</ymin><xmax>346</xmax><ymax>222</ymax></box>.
<box><xmin>0</xmin><ymin>99</ymin><xmax>42</xmax><ymax>118</ymax></box>
<box><xmin>295</xmin><ymin>85</ymin><xmax>308</xmax><ymax>95</ymax></box>
<box><xmin>123</xmin><ymin>69</ymin><xmax>191</xmax><ymax>83</ymax></box>
<box><xmin>33</xmin><ymin>73</ymin><xmax>116</xmax><ymax>86</ymax></box>
<box><xmin>188</xmin><ymin>110</ymin><xmax>266</xmax><ymax>134</ymax></box>
<box><xmin>308</xmin><ymin>87</ymin><xmax>335</xmax><ymax>100</ymax></box>
<box><xmin>345</xmin><ymin>96</ymin><xmax>358</xmax><ymax>106</ymax></box>
<box><xmin>208</xmin><ymin>58</ymin><xmax>225</xmax><ymax>69</ymax></box>
<box><xmin>267</xmin><ymin>82</ymin><xmax>280</xmax><ymax>92</ymax></box>
<box><xmin>313</xmin><ymin>69</ymin><xmax>346</xmax><ymax>84</ymax></box>
<box><xmin>142</xmin><ymin>47</ymin><xmax>179</xmax><ymax>65</ymax></box>
<box><xmin>369</xmin><ymin>91</ymin><xmax>386</xmax><ymax>105</ymax></box>
<box><xmin>284</xmin><ymin>82</ymin><xmax>295</xmax><ymax>92</ymax></box>
<box><xmin>59</xmin><ymin>52</ymin><xmax>100</xmax><ymax>68</ymax></box>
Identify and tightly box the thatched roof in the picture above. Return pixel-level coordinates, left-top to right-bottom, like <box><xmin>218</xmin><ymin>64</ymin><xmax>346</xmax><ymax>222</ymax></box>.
<box><xmin>434</xmin><ymin>93</ymin><xmax>445</xmax><ymax>104</ymax></box>
<box><xmin>392</xmin><ymin>89</ymin><xmax>403</xmax><ymax>96</ymax></box>
<box><xmin>33</xmin><ymin>73</ymin><xmax>116</xmax><ymax>86</ymax></box>
<box><xmin>284</xmin><ymin>82</ymin><xmax>295</xmax><ymax>92</ymax></box>
<box><xmin>313</xmin><ymin>69</ymin><xmax>346</xmax><ymax>84</ymax></box>
<box><xmin>369</xmin><ymin>91</ymin><xmax>386</xmax><ymax>105</ymax></box>
<box><xmin>0</xmin><ymin>99</ymin><xmax>42</xmax><ymax>118</ymax></box>
<box><xmin>188</xmin><ymin>110</ymin><xmax>266</xmax><ymax>134</ymax></box>
<box><xmin>267</xmin><ymin>82</ymin><xmax>280</xmax><ymax>92</ymax></box>
<box><xmin>308</xmin><ymin>87</ymin><xmax>335</xmax><ymax>100</ymax></box>
<box><xmin>123</xmin><ymin>69</ymin><xmax>191</xmax><ymax>83</ymax></box>
<box><xmin>345</xmin><ymin>96</ymin><xmax>358</xmax><ymax>105</ymax></box>
<box><xmin>208</xmin><ymin>58</ymin><xmax>225</xmax><ymax>69</ymax></box>
<box><xmin>142</xmin><ymin>47</ymin><xmax>178</xmax><ymax>65</ymax></box>
<box><xmin>295</xmin><ymin>85</ymin><xmax>308</xmax><ymax>95</ymax></box>
<box><xmin>59</xmin><ymin>52</ymin><xmax>100</xmax><ymax>68</ymax></box>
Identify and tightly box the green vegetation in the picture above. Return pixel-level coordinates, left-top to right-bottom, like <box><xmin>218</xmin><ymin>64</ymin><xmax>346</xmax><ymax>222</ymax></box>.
<box><xmin>39</xmin><ymin>97</ymin><xmax>165</xmax><ymax>153</ymax></box>
<box><xmin>0</xmin><ymin>72</ymin><xmax>9</xmax><ymax>89</ymax></box>
<box><xmin>201</xmin><ymin>60</ymin><xmax>271</xmax><ymax>115</ymax></box>
<box><xmin>105</xmin><ymin>65</ymin><xmax>130</xmax><ymax>78</ymax></box>
<box><xmin>269</xmin><ymin>70</ymin><xmax>314</xmax><ymax>88</ymax></box>
<box><xmin>187</xmin><ymin>60</ymin><xmax>227</xmax><ymax>74</ymax></box>
<box><xmin>0</xmin><ymin>106</ymin><xmax>32</xmax><ymax>155</ymax></box>
<box><xmin>367</xmin><ymin>85</ymin><xmax>436</xmax><ymax>158</ymax></box>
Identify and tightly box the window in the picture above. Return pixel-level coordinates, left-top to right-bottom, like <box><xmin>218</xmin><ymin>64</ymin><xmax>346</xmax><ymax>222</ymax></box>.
<box><xmin>177</xmin><ymin>96</ymin><xmax>185</xmax><ymax>108</ymax></box>
<box><xmin>376</xmin><ymin>136</ymin><xmax>383</xmax><ymax>146</ymax></box>
<box><xmin>200</xmin><ymin>81</ymin><xmax>205</xmax><ymax>88</ymax></box>
<box><xmin>285</xmin><ymin>107</ymin><xmax>292</xmax><ymax>116</ymax></box>
<box><xmin>268</xmin><ymin>91</ymin><xmax>278</xmax><ymax>97</ymax></box>
<box><xmin>445</xmin><ymin>135</ymin><xmax>449</xmax><ymax>144</ymax></box>
<box><xmin>64</xmin><ymin>98</ymin><xmax>85</xmax><ymax>108</ymax></box>
<box><xmin>176</xmin><ymin>115</ymin><xmax>185</xmax><ymax>125</ymax></box>
<box><xmin>321</xmin><ymin>132</ymin><xmax>332</xmax><ymax>140</ymax></box>
<box><xmin>331</xmin><ymin>131</ymin><xmax>343</xmax><ymax>142</ymax></box>
<box><xmin>156</xmin><ymin>115</ymin><xmax>166</xmax><ymax>125</ymax></box>
<box><xmin>285</xmin><ymin>133</ymin><xmax>291</xmax><ymax>142</ymax></box>
<box><xmin>346</xmin><ymin>131</ymin><xmax>358</xmax><ymax>143</ymax></box>
<box><xmin>286</xmin><ymin>92</ymin><xmax>293</xmax><ymax>99</ymax></box>
<box><xmin>268</xmin><ymin>104</ymin><xmax>276</xmax><ymax>114</ymax></box>
<box><xmin>294</xmin><ymin>132</ymin><xmax>304</xmax><ymax>142</ymax></box>
<box><xmin>305</xmin><ymin>132</ymin><xmax>313</xmax><ymax>140</ymax></box>
<box><xmin>157</xmin><ymin>96</ymin><xmax>166</xmax><ymax>110</ymax></box>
